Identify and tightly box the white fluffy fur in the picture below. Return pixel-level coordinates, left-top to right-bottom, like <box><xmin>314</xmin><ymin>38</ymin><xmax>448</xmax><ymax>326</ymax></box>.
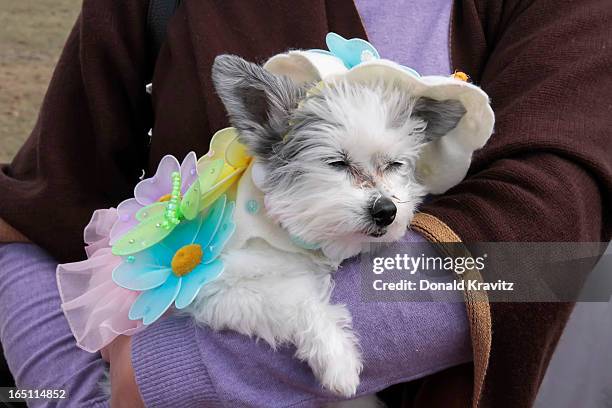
<box><xmin>98</xmin><ymin>53</ymin><xmax>471</xmax><ymax>406</ymax></box>
<box><xmin>264</xmin><ymin>79</ymin><xmax>428</xmax><ymax>262</ymax></box>
<box><xmin>187</xmin><ymin>240</ymin><xmax>364</xmax><ymax>397</ymax></box>
<box><xmin>178</xmin><ymin>55</ymin><xmax>463</xmax><ymax>405</ymax></box>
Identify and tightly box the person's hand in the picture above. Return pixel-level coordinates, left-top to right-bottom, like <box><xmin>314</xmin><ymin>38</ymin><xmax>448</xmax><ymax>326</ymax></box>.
<box><xmin>101</xmin><ymin>335</ymin><xmax>145</xmax><ymax>408</ymax></box>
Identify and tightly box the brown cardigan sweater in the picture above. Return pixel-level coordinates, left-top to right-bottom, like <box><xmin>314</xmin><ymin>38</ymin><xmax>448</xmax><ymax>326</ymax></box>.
<box><xmin>1</xmin><ymin>0</ymin><xmax>610</xmax><ymax>406</ymax></box>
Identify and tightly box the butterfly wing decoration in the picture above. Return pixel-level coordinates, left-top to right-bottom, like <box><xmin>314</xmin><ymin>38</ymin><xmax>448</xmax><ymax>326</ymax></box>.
<box><xmin>180</xmin><ymin>177</ymin><xmax>201</xmax><ymax>221</ymax></box>
<box><xmin>111</xmin><ymin>208</ymin><xmax>174</xmax><ymax>256</ymax></box>
<box><xmin>136</xmin><ymin>202</ymin><xmax>165</xmax><ymax>222</ymax></box>
<box><xmin>197</xmin><ymin>128</ymin><xmax>250</xmax><ymax>210</ymax></box>
<box><xmin>113</xmin><ymin>159</ymin><xmax>225</xmax><ymax>256</ymax></box>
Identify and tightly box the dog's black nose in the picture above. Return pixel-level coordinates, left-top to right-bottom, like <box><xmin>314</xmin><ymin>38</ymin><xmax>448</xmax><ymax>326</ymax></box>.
<box><xmin>369</xmin><ymin>196</ymin><xmax>396</xmax><ymax>227</ymax></box>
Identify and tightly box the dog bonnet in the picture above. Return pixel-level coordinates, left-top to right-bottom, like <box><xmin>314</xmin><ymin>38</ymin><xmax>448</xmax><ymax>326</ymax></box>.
<box><xmin>263</xmin><ymin>33</ymin><xmax>495</xmax><ymax>194</ymax></box>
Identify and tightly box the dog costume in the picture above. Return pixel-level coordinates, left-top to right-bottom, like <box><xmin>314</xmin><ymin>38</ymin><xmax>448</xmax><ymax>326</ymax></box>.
<box><xmin>57</xmin><ymin>33</ymin><xmax>493</xmax><ymax>352</ymax></box>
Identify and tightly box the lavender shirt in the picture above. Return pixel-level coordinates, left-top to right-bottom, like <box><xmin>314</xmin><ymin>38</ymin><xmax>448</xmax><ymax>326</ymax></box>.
<box><xmin>355</xmin><ymin>0</ymin><xmax>453</xmax><ymax>74</ymax></box>
<box><xmin>0</xmin><ymin>2</ymin><xmax>465</xmax><ymax>406</ymax></box>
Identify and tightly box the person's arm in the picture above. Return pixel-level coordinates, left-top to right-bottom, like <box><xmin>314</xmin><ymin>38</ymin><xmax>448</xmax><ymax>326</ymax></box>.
<box><xmin>104</xmin><ymin>232</ymin><xmax>472</xmax><ymax>407</ymax></box>
<box><xmin>413</xmin><ymin>0</ymin><xmax>612</xmax><ymax>406</ymax></box>
<box><xmin>0</xmin><ymin>232</ymin><xmax>468</xmax><ymax>407</ymax></box>
<box><xmin>0</xmin><ymin>243</ymin><xmax>109</xmax><ymax>407</ymax></box>
<box><xmin>101</xmin><ymin>336</ymin><xmax>144</xmax><ymax>408</ymax></box>
<box><xmin>0</xmin><ymin>0</ymin><xmax>150</xmax><ymax>261</ymax></box>
<box><xmin>428</xmin><ymin>0</ymin><xmax>611</xmax><ymax>242</ymax></box>
<box><xmin>0</xmin><ymin>218</ymin><xmax>28</xmax><ymax>243</ymax></box>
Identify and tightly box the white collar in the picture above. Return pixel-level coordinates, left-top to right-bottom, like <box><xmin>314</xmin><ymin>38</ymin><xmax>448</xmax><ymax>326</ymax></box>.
<box><xmin>226</xmin><ymin>163</ymin><xmax>332</xmax><ymax>265</ymax></box>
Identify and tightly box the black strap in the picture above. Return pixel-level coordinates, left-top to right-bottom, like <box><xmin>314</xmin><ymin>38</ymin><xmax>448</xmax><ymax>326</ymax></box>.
<box><xmin>146</xmin><ymin>0</ymin><xmax>182</xmax><ymax>67</ymax></box>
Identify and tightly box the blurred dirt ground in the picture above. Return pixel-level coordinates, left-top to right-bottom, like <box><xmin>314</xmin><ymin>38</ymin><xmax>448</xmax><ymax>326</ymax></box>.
<box><xmin>0</xmin><ymin>0</ymin><xmax>81</xmax><ymax>162</ymax></box>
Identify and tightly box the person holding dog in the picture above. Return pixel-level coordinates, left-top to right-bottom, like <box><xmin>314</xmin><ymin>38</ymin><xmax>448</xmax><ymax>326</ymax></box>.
<box><xmin>0</xmin><ymin>0</ymin><xmax>610</xmax><ymax>407</ymax></box>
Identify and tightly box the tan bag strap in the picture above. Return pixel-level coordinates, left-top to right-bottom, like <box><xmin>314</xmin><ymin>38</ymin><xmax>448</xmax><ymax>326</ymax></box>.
<box><xmin>411</xmin><ymin>213</ymin><xmax>492</xmax><ymax>408</ymax></box>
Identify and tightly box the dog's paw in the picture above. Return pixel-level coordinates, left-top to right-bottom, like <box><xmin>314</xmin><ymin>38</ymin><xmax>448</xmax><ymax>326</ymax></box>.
<box><xmin>318</xmin><ymin>351</ymin><xmax>363</xmax><ymax>397</ymax></box>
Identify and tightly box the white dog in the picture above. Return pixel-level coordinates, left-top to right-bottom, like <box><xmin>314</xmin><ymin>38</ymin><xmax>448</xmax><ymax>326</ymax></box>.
<box><xmin>181</xmin><ymin>54</ymin><xmax>467</xmax><ymax>405</ymax></box>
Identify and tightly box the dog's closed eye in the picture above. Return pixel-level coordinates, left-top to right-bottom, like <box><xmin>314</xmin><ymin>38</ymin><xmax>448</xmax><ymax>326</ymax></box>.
<box><xmin>325</xmin><ymin>152</ymin><xmax>351</xmax><ymax>170</ymax></box>
<box><xmin>385</xmin><ymin>161</ymin><xmax>405</xmax><ymax>171</ymax></box>
<box><xmin>328</xmin><ymin>160</ymin><xmax>349</xmax><ymax>169</ymax></box>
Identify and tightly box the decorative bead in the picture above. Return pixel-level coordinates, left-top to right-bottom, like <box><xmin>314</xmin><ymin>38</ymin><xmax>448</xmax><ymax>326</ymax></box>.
<box><xmin>451</xmin><ymin>71</ymin><xmax>469</xmax><ymax>82</ymax></box>
<box><xmin>126</xmin><ymin>256</ymin><xmax>135</xmax><ymax>263</ymax></box>
<box><xmin>246</xmin><ymin>199</ymin><xmax>259</xmax><ymax>214</ymax></box>
<box><xmin>190</xmin><ymin>168</ymin><xmax>196</xmax><ymax>175</ymax></box>
<box><xmin>128</xmin><ymin>239</ymin><xmax>135</xmax><ymax>244</ymax></box>
<box><xmin>165</xmin><ymin>170</ymin><xmax>183</xmax><ymax>228</ymax></box>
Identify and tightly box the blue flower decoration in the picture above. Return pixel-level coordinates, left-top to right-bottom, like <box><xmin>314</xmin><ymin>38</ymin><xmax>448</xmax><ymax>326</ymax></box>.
<box><xmin>311</xmin><ymin>32</ymin><xmax>421</xmax><ymax>78</ymax></box>
<box><xmin>325</xmin><ymin>32</ymin><xmax>380</xmax><ymax>68</ymax></box>
<box><xmin>112</xmin><ymin>195</ymin><xmax>235</xmax><ymax>324</ymax></box>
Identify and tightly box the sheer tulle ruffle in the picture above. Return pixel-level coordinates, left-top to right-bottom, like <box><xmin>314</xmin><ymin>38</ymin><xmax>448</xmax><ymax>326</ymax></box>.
<box><xmin>56</xmin><ymin>208</ymin><xmax>143</xmax><ymax>353</ymax></box>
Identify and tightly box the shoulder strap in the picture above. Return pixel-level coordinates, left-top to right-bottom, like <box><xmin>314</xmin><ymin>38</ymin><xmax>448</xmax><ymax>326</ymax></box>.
<box><xmin>146</xmin><ymin>0</ymin><xmax>182</xmax><ymax>66</ymax></box>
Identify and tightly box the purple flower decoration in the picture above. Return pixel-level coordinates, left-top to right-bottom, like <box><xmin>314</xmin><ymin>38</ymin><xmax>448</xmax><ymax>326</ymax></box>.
<box><xmin>109</xmin><ymin>152</ymin><xmax>198</xmax><ymax>245</ymax></box>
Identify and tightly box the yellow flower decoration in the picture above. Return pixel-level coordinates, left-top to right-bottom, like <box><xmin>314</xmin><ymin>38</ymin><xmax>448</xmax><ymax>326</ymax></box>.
<box><xmin>197</xmin><ymin>127</ymin><xmax>252</xmax><ymax>211</ymax></box>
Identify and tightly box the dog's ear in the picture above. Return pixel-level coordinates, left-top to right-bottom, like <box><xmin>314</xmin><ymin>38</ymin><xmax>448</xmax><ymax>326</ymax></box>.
<box><xmin>412</xmin><ymin>97</ymin><xmax>466</xmax><ymax>142</ymax></box>
<box><xmin>212</xmin><ymin>54</ymin><xmax>305</xmax><ymax>159</ymax></box>
<box><xmin>412</xmin><ymin>97</ymin><xmax>468</xmax><ymax>194</ymax></box>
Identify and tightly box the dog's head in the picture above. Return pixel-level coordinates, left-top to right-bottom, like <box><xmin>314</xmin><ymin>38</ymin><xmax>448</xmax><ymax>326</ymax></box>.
<box><xmin>212</xmin><ymin>55</ymin><xmax>465</xmax><ymax>260</ymax></box>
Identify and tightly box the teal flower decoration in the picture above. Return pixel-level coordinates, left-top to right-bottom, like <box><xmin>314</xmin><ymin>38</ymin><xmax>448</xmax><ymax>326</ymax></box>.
<box><xmin>112</xmin><ymin>195</ymin><xmax>235</xmax><ymax>324</ymax></box>
<box><xmin>323</xmin><ymin>32</ymin><xmax>380</xmax><ymax>68</ymax></box>
<box><xmin>311</xmin><ymin>32</ymin><xmax>420</xmax><ymax>78</ymax></box>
